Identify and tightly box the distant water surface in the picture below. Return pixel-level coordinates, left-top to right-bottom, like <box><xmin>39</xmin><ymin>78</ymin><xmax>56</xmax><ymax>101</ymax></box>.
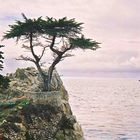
<box><xmin>62</xmin><ymin>77</ymin><xmax>140</xmax><ymax>140</ymax></box>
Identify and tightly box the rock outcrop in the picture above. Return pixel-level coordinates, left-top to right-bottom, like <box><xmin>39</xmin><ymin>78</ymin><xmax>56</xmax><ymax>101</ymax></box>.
<box><xmin>0</xmin><ymin>67</ymin><xmax>83</xmax><ymax>140</ymax></box>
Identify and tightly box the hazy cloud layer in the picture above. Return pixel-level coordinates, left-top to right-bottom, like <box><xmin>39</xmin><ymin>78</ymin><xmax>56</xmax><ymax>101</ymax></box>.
<box><xmin>0</xmin><ymin>0</ymin><xmax>140</xmax><ymax>76</ymax></box>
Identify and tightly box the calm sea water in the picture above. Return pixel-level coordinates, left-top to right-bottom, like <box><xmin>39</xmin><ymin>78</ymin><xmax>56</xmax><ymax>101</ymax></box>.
<box><xmin>62</xmin><ymin>77</ymin><xmax>140</xmax><ymax>140</ymax></box>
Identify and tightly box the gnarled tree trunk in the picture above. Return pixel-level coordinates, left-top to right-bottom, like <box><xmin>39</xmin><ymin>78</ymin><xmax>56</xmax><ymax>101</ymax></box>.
<box><xmin>47</xmin><ymin>55</ymin><xmax>62</xmax><ymax>91</ymax></box>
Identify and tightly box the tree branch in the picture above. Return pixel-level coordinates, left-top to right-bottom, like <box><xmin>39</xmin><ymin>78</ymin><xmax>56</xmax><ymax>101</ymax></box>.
<box><xmin>29</xmin><ymin>33</ymin><xmax>40</xmax><ymax>62</ymax></box>
<box><xmin>62</xmin><ymin>44</ymin><xmax>73</xmax><ymax>54</ymax></box>
<box><xmin>22</xmin><ymin>44</ymin><xmax>31</xmax><ymax>50</ymax></box>
<box><xmin>39</xmin><ymin>46</ymin><xmax>48</xmax><ymax>60</ymax></box>
<box><xmin>62</xmin><ymin>53</ymin><xmax>74</xmax><ymax>59</ymax></box>
<box><xmin>16</xmin><ymin>55</ymin><xmax>35</xmax><ymax>63</ymax></box>
<box><xmin>50</xmin><ymin>36</ymin><xmax>62</xmax><ymax>56</ymax></box>
<box><xmin>33</xmin><ymin>42</ymin><xmax>45</xmax><ymax>47</ymax></box>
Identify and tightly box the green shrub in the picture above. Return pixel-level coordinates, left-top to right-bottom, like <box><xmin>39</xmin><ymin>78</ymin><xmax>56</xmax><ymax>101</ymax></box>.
<box><xmin>15</xmin><ymin>68</ymin><xmax>27</xmax><ymax>80</ymax></box>
<box><xmin>0</xmin><ymin>45</ymin><xmax>10</xmax><ymax>90</ymax></box>
<box><xmin>0</xmin><ymin>75</ymin><xmax>10</xmax><ymax>90</ymax></box>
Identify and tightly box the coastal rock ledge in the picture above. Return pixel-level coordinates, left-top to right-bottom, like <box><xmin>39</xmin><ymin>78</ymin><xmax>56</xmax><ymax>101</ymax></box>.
<box><xmin>0</xmin><ymin>67</ymin><xmax>84</xmax><ymax>140</ymax></box>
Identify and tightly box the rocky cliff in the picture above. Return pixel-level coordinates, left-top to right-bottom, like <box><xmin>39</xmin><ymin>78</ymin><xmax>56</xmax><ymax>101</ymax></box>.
<box><xmin>0</xmin><ymin>67</ymin><xmax>83</xmax><ymax>140</ymax></box>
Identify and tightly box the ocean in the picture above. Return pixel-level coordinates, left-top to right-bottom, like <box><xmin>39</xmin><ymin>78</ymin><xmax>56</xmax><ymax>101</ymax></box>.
<box><xmin>62</xmin><ymin>77</ymin><xmax>140</xmax><ymax>140</ymax></box>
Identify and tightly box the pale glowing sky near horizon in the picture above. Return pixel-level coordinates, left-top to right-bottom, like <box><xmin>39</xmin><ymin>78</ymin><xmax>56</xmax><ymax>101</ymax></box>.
<box><xmin>0</xmin><ymin>0</ymin><xmax>140</xmax><ymax>77</ymax></box>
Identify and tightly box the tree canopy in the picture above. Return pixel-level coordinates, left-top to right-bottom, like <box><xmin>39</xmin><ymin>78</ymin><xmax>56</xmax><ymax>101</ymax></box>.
<box><xmin>4</xmin><ymin>14</ymin><xmax>44</xmax><ymax>40</ymax></box>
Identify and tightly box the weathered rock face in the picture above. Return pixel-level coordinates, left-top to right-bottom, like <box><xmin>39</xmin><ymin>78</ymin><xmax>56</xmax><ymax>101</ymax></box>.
<box><xmin>0</xmin><ymin>67</ymin><xmax>84</xmax><ymax>140</ymax></box>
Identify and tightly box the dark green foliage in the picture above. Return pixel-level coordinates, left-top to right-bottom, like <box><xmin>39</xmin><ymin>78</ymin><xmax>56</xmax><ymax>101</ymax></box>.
<box><xmin>0</xmin><ymin>99</ymin><xmax>30</xmax><ymax>111</ymax></box>
<box><xmin>25</xmin><ymin>131</ymin><xmax>35</xmax><ymax>140</ymax></box>
<box><xmin>6</xmin><ymin>115</ymin><xmax>22</xmax><ymax>123</ymax></box>
<box><xmin>0</xmin><ymin>45</ymin><xmax>10</xmax><ymax>90</ymax></box>
<box><xmin>0</xmin><ymin>101</ymin><xmax>15</xmax><ymax>110</ymax></box>
<box><xmin>70</xmin><ymin>35</ymin><xmax>100</xmax><ymax>50</ymax></box>
<box><xmin>3</xmin><ymin>14</ymin><xmax>44</xmax><ymax>40</ymax></box>
<box><xmin>0</xmin><ymin>45</ymin><xmax>4</xmax><ymax>71</ymax></box>
<box><xmin>59</xmin><ymin>114</ymin><xmax>76</xmax><ymax>130</ymax></box>
<box><xmin>3</xmin><ymin>15</ymin><xmax>83</xmax><ymax>40</ymax></box>
<box><xmin>42</xmin><ymin>17</ymin><xmax>83</xmax><ymax>37</ymax></box>
<box><xmin>0</xmin><ymin>75</ymin><xmax>10</xmax><ymax>90</ymax></box>
<box><xmin>1</xmin><ymin>123</ymin><xmax>20</xmax><ymax>133</ymax></box>
<box><xmin>0</xmin><ymin>99</ymin><xmax>30</xmax><ymax>123</ymax></box>
<box><xmin>2</xmin><ymin>136</ymin><xmax>10</xmax><ymax>140</ymax></box>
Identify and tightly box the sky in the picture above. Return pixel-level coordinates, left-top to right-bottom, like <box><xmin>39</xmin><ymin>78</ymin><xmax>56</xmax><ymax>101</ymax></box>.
<box><xmin>0</xmin><ymin>0</ymin><xmax>140</xmax><ymax>77</ymax></box>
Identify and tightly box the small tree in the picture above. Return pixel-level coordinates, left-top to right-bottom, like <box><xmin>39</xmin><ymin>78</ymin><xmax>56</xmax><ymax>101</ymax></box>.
<box><xmin>3</xmin><ymin>14</ymin><xmax>100</xmax><ymax>91</ymax></box>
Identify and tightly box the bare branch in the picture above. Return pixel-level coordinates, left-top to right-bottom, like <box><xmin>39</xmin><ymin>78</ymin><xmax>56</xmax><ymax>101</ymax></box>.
<box><xmin>50</xmin><ymin>36</ymin><xmax>62</xmax><ymax>56</ymax></box>
<box><xmin>61</xmin><ymin>44</ymin><xmax>73</xmax><ymax>54</ymax></box>
<box><xmin>33</xmin><ymin>42</ymin><xmax>45</xmax><ymax>47</ymax></box>
<box><xmin>40</xmin><ymin>62</ymin><xmax>46</xmax><ymax>67</ymax></box>
<box><xmin>46</xmin><ymin>40</ymin><xmax>53</xmax><ymax>43</ymax></box>
<box><xmin>39</xmin><ymin>46</ymin><xmax>48</xmax><ymax>60</ymax></box>
<box><xmin>29</xmin><ymin>33</ymin><xmax>40</xmax><ymax>62</ymax></box>
<box><xmin>21</xmin><ymin>13</ymin><xmax>28</xmax><ymax>21</ymax></box>
<box><xmin>22</xmin><ymin>44</ymin><xmax>31</xmax><ymax>50</ymax></box>
<box><xmin>16</xmin><ymin>55</ymin><xmax>35</xmax><ymax>63</ymax></box>
<box><xmin>62</xmin><ymin>53</ymin><xmax>74</xmax><ymax>58</ymax></box>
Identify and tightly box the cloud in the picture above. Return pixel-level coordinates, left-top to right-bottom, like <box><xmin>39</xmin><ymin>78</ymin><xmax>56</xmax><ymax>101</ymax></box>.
<box><xmin>0</xmin><ymin>0</ymin><xmax>140</xmax><ymax>76</ymax></box>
